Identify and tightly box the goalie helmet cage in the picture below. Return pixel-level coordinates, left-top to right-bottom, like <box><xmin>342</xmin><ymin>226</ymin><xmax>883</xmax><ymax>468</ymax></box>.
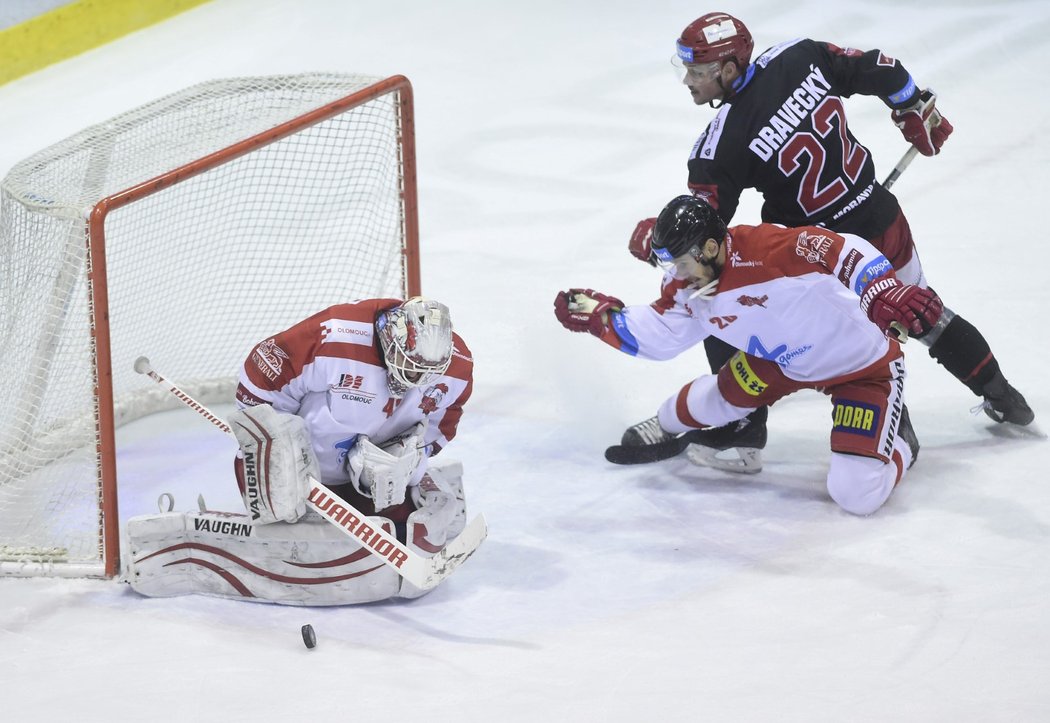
<box><xmin>0</xmin><ymin>73</ymin><xmax>420</xmax><ymax>578</ymax></box>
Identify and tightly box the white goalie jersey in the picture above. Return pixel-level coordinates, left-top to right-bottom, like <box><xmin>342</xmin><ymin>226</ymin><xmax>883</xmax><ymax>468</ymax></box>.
<box><xmin>235</xmin><ymin>298</ymin><xmax>474</xmax><ymax>486</ymax></box>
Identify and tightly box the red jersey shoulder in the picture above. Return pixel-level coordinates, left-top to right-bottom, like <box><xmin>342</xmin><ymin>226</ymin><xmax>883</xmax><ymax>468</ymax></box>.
<box><xmin>720</xmin><ymin>224</ymin><xmax>846</xmax><ymax>292</ymax></box>
<box><xmin>446</xmin><ymin>332</ymin><xmax>474</xmax><ymax>381</ymax></box>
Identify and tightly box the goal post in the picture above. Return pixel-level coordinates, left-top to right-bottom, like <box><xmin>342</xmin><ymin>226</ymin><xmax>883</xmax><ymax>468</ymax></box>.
<box><xmin>0</xmin><ymin>73</ymin><xmax>421</xmax><ymax>578</ymax></box>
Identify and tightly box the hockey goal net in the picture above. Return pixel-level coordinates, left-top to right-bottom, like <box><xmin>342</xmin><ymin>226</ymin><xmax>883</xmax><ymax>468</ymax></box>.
<box><xmin>0</xmin><ymin>73</ymin><xmax>419</xmax><ymax>578</ymax></box>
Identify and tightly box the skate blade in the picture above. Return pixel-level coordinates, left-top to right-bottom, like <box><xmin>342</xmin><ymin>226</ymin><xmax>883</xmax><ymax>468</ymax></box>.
<box><xmin>685</xmin><ymin>444</ymin><xmax>763</xmax><ymax>474</ymax></box>
<box><xmin>987</xmin><ymin>419</ymin><xmax>1047</xmax><ymax>440</ymax></box>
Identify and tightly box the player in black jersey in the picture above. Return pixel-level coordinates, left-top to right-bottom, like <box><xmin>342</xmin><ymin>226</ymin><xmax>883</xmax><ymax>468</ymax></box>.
<box><xmin>616</xmin><ymin>11</ymin><xmax>1033</xmax><ymax>469</ymax></box>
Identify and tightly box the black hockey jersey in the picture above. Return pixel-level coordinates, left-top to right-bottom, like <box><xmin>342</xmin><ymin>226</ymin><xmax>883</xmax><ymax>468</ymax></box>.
<box><xmin>687</xmin><ymin>38</ymin><xmax>919</xmax><ymax>234</ymax></box>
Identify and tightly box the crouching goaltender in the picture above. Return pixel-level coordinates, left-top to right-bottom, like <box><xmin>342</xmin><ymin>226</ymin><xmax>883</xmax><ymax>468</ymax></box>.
<box><xmin>126</xmin><ymin>297</ymin><xmax>475</xmax><ymax>604</ymax></box>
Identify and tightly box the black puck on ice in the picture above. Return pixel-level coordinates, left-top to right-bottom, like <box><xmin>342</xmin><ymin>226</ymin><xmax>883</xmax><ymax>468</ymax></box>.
<box><xmin>301</xmin><ymin>624</ymin><xmax>317</xmax><ymax>649</ymax></box>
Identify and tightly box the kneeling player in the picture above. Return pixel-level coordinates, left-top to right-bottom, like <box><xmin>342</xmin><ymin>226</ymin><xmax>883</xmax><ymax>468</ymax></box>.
<box><xmin>554</xmin><ymin>196</ymin><xmax>931</xmax><ymax>515</ymax></box>
<box><xmin>127</xmin><ymin>297</ymin><xmax>475</xmax><ymax>604</ymax></box>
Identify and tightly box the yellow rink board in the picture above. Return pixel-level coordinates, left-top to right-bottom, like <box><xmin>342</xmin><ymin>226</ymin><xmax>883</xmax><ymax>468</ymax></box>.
<box><xmin>1</xmin><ymin>0</ymin><xmax>211</xmax><ymax>85</ymax></box>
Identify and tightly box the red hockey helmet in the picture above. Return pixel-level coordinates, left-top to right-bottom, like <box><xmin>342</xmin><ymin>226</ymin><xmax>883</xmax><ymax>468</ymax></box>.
<box><xmin>676</xmin><ymin>12</ymin><xmax>753</xmax><ymax>68</ymax></box>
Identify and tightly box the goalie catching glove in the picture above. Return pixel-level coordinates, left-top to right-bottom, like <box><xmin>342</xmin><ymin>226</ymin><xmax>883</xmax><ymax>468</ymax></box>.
<box><xmin>228</xmin><ymin>405</ymin><xmax>321</xmax><ymax>524</ymax></box>
<box><xmin>891</xmin><ymin>89</ymin><xmax>953</xmax><ymax>157</ymax></box>
<box><xmin>553</xmin><ymin>289</ymin><xmax>624</xmax><ymax>337</ymax></box>
<box><xmin>860</xmin><ymin>277</ymin><xmax>943</xmax><ymax>342</ymax></box>
<box><xmin>346</xmin><ymin>423</ymin><xmax>426</xmax><ymax>510</ymax></box>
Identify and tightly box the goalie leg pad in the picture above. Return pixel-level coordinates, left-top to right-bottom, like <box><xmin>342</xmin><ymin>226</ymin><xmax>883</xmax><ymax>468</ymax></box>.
<box><xmin>125</xmin><ymin>509</ymin><xmax>401</xmax><ymax>605</ymax></box>
<box><xmin>228</xmin><ymin>405</ymin><xmax>321</xmax><ymax>524</ymax></box>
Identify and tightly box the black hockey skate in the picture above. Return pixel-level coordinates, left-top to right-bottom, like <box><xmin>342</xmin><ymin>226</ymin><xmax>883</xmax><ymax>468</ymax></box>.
<box><xmin>681</xmin><ymin>407</ymin><xmax>767</xmax><ymax>474</ymax></box>
<box><xmin>605</xmin><ymin>408</ymin><xmax>767</xmax><ymax>473</ymax></box>
<box><xmin>897</xmin><ymin>404</ymin><xmax>920</xmax><ymax>469</ymax></box>
<box><xmin>979</xmin><ymin>371</ymin><xmax>1035</xmax><ymax>427</ymax></box>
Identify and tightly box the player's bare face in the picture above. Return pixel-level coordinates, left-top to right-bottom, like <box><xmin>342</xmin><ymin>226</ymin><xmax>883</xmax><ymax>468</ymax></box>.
<box><xmin>681</xmin><ymin>61</ymin><xmax>723</xmax><ymax>105</ymax></box>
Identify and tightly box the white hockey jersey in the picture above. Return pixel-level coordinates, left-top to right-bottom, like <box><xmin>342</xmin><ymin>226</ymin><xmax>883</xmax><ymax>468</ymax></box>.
<box><xmin>235</xmin><ymin>299</ymin><xmax>473</xmax><ymax>486</ymax></box>
<box><xmin>609</xmin><ymin>223</ymin><xmax>898</xmax><ymax>384</ymax></box>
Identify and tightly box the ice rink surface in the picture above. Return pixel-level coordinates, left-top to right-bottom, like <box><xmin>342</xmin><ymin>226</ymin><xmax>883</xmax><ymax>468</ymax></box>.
<box><xmin>2</xmin><ymin>1</ymin><xmax>1049</xmax><ymax>720</ymax></box>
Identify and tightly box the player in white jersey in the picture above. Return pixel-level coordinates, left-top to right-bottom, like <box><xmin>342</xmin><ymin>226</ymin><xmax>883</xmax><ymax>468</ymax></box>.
<box><xmin>127</xmin><ymin>297</ymin><xmax>475</xmax><ymax>605</ymax></box>
<box><xmin>231</xmin><ymin>297</ymin><xmax>473</xmax><ymax>535</ymax></box>
<box><xmin>555</xmin><ymin>195</ymin><xmax>938</xmax><ymax>515</ymax></box>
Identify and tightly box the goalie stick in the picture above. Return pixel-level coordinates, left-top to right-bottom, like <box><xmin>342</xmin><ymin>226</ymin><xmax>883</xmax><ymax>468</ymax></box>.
<box><xmin>133</xmin><ymin>356</ymin><xmax>487</xmax><ymax>591</ymax></box>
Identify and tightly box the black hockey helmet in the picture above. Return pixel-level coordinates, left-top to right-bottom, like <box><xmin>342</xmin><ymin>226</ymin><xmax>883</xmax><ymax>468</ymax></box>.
<box><xmin>651</xmin><ymin>195</ymin><xmax>727</xmax><ymax>264</ymax></box>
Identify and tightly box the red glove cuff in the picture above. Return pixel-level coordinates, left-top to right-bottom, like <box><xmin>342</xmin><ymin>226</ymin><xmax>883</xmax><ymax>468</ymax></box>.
<box><xmin>628</xmin><ymin>218</ymin><xmax>657</xmax><ymax>265</ymax></box>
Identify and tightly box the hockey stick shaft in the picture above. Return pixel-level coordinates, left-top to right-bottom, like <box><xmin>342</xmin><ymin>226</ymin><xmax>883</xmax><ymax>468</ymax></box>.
<box><xmin>882</xmin><ymin>146</ymin><xmax>919</xmax><ymax>191</ymax></box>
<box><xmin>133</xmin><ymin>356</ymin><xmax>485</xmax><ymax>590</ymax></box>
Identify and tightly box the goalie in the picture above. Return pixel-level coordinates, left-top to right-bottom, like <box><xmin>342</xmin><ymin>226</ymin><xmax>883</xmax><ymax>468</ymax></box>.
<box><xmin>128</xmin><ymin>297</ymin><xmax>474</xmax><ymax>605</ymax></box>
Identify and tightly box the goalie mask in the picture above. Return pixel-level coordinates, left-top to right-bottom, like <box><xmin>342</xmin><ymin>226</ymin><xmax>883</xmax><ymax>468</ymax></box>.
<box><xmin>377</xmin><ymin>298</ymin><xmax>454</xmax><ymax>397</ymax></box>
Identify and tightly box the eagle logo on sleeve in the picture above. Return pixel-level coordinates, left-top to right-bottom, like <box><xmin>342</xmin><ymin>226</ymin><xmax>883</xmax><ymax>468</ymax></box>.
<box><xmin>418</xmin><ymin>383</ymin><xmax>448</xmax><ymax>414</ymax></box>
<box><xmin>252</xmin><ymin>338</ymin><xmax>290</xmax><ymax>380</ymax></box>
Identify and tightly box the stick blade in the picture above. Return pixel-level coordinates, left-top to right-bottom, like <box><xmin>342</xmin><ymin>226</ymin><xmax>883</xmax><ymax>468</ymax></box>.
<box><xmin>604</xmin><ymin>437</ymin><xmax>688</xmax><ymax>465</ymax></box>
<box><xmin>417</xmin><ymin>513</ymin><xmax>488</xmax><ymax>590</ymax></box>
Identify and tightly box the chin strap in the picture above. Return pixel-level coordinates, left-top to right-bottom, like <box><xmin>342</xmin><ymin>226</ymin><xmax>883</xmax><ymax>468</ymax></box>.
<box><xmin>688</xmin><ymin>278</ymin><xmax>719</xmax><ymax>301</ymax></box>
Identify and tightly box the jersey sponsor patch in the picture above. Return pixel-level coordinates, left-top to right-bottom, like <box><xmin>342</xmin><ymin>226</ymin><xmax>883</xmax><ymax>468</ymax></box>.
<box><xmin>729</xmin><ymin>250</ymin><xmax>763</xmax><ymax>268</ymax></box>
<box><xmin>696</xmin><ymin>107</ymin><xmax>730</xmax><ymax>160</ymax></box>
<box><xmin>320</xmin><ymin>318</ymin><xmax>373</xmax><ymax>345</ymax></box>
<box><xmin>837</xmin><ymin>248</ymin><xmax>864</xmax><ymax>286</ymax></box>
<box><xmin>832</xmin><ymin>400</ymin><xmax>880</xmax><ymax>437</ymax></box>
<box><xmin>730</xmin><ymin>352</ymin><xmax>768</xmax><ymax>396</ymax></box>
<box><xmin>610</xmin><ymin>312</ymin><xmax>640</xmax><ymax>355</ymax></box>
<box><xmin>746</xmin><ymin>335</ymin><xmax>788</xmax><ymax>362</ymax></box>
<box><xmin>330</xmin><ymin>374</ymin><xmax>377</xmax><ymax>404</ymax></box>
<box><xmin>795</xmin><ymin>230</ymin><xmax>834</xmax><ymax>264</ymax></box>
<box><xmin>853</xmin><ymin>256</ymin><xmax>893</xmax><ymax>294</ymax></box>
<box><xmin>251</xmin><ymin>338</ymin><xmax>289</xmax><ymax>381</ymax></box>
<box><xmin>754</xmin><ymin>38</ymin><xmax>804</xmax><ymax>68</ymax></box>
<box><xmin>888</xmin><ymin>75</ymin><xmax>917</xmax><ymax>106</ymax></box>
<box><xmin>776</xmin><ymin>344</ymin><xmax>812</xmax><ymax>367</ymax></box>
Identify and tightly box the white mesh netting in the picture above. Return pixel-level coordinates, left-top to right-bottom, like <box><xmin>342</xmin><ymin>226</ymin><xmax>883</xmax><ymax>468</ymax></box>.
<box><xmin>0</xmin><ymin>73</ymin><xmax>413</xmax><ymax>575</ymax></box>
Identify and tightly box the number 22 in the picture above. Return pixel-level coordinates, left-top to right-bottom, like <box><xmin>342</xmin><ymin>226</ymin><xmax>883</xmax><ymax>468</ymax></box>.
<box><xmin>777</xmin><ymin>96</ymin><xmax>867</xmax><ymax>215</ymax></box>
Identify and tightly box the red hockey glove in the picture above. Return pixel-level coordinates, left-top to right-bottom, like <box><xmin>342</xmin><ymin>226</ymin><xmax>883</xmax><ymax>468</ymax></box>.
<box><xmin>628</xmin><ymin>217</ymin><xmax>657</xmax><ymax>265</ymax></box>
<box><xmin>891</xmin><ymin>89</ymin><xmax>953</xmax><ymax>157</ymax></box>
<box><xmin>860</xmin><ymin>277</ymin><xmax>943</xmax><ymax>342</ymax></box>
<box><xmin>554</xmin><ymin>289</ymin><xmax>624</xmax><ymax>336</ymax></box>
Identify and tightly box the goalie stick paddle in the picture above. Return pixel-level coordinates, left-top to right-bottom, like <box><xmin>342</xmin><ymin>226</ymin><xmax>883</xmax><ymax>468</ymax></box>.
<box><xmin>133</xmin><ymin>356</ymin><xmax>487</xmax><ymax>591</ymax></box>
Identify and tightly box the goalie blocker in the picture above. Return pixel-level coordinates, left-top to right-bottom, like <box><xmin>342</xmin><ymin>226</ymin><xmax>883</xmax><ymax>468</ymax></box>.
<box><xmin>124</xmin><ymin>462</ymin><xmax>468</xmax><ymax>604</ymax></box>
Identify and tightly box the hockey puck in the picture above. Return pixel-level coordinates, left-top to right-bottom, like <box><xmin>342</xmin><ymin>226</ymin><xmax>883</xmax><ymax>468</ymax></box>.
<box><xmin>301</xmin><ymin>624</ymin><xmax>317</xmax><ymax>649</ymax></box>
